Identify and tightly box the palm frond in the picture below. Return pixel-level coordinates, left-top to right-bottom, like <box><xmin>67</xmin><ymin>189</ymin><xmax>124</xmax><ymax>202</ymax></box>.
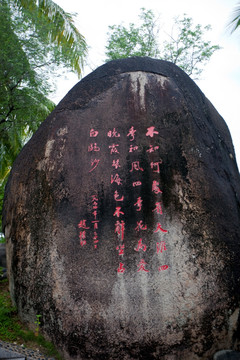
<box><xmin>227</xmin><ymin>2</ymin><xmax>240</xmax><ymax>33</ymax></box>
<box><xmin>13</xmin><ymin>0</ymin><xmax>87</xmax><ymax>77</ymax></box>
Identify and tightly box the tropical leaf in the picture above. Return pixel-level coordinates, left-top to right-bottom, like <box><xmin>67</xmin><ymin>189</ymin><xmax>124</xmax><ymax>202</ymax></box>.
<box><xmin>0</xmin><ymin>0</ymin><xmax>87</xmax><ymax>234</ymax></box>
<box><xmin>13</xmin><ymin>0</ymin><xmax>88</xmax><ymax>77</ymax></box>
<box><xmin>228</xmin><ymin>2</ymin><xmax>240</xmax><ymax>33</ymax></box>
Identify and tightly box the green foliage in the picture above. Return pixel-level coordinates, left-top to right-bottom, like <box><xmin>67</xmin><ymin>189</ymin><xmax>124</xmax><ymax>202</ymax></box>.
<box><xmin>228</xmin><ymin>1</ymin><xmax>240</xmax><ymax>33</ymax></box>
<box><xmin>0</xmin><ymin>0</ymin><xmax>87</xmax><ymax>233</ymax></box>
<box><xmin>105</xmin><ymin>9</ymin><xmax>220</xmax><ymax>79</ymax></box>
<box><xmin>0</xmin><ymin>280</ymin><xmax>62</xmax><ymax>359</ymax></box>
<box><xmin>14</xmin><ymin>0</ymin><xmax>88</xmax><ymax>77</ymax></box>
<box><xmin>0</xmin><ymin>1</ymin><xmax>53</xmax><ymax>231</ymax></box>
<box><xmin>105</xmin><ymin>8</ymin><xmax>160</xmax><ymax>60</ymax></box>
<box><xmin>34</xmin><ymin>314</ymin><xmax>42</xmax><ymax>336</ymax></box>
<box><xmin>162</xmin><ymin>16</ymin><xmax>221</xmax><ymax>78</ymax></box>
<box><xmin>0</xmin><ymin>283</ymin><xmax>21</xmax><ymax>341</ymax></box>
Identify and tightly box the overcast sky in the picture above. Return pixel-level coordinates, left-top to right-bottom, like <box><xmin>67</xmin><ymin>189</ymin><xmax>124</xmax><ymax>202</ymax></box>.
<box><xmin>53</xmin><ymin>0</ymin><xmax>240</xmax><ymax>169</ymax></box>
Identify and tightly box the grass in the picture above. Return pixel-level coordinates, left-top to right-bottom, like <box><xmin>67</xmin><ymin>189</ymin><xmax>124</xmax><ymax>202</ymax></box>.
<box><xmin>0</xmin><ymin>277</ymin><xmax>63</xmax><ymax>359</ymax></box>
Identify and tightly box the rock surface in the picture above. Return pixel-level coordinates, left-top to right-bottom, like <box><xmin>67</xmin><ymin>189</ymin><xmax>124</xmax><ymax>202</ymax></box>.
<box><xmin>2</xmin><ymin>57</ymin><xmax>240</xmax><ymax>360</ymax></box>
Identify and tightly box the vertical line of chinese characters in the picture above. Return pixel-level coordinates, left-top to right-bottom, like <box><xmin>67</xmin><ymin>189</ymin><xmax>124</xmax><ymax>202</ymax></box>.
<box><xmin>77</xmin><ymin>125</ymin><xmax>169</xmax><ymax>273</ymax></box>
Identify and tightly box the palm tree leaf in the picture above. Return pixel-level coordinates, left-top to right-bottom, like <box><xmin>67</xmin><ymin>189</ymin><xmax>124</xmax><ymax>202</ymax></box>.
<box><xmin>13</xmin><ymin>0</ymin><xmax>87</xmax><ymax>77</ymax></box>
<box><xmin>227</xmin><ymin>2</ymin><xmax>240</xmax><ymax>33</ymax></box>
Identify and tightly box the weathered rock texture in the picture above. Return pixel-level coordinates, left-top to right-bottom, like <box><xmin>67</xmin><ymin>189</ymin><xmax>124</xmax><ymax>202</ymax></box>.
<box><xmin>2</xmin><ymin>57</ymin><xmax>240</xmax><ymax>360</ymax></box>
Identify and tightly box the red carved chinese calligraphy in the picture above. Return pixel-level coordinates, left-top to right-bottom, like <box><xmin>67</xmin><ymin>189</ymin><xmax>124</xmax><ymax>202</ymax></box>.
<box><xmin>81</xmin><ymin>125</ymin><xmax>171</xmax><ymax>273</ymax></box>
<box><xmin>116</xmin><ymin>244</ymin><xmax>125</xmax><ymax>255</ymax></box>
<box><xmin>134</xmin><ymin>197</ymin><xmax>143</xmax><ymax>211</ymax></box>
<box><xmin>89</xmin><ymin>159</ymin><xmax>100</xmax><ymax>172</ymax></box>
<box><xmin>127</xmin><ymin>126</ymin><xmax>136</xmax><ymax>141</ymax></box>
<box><xmin>135</xmin><ymin>220</ymin><xmax>147</xmax><ymax>231</ymax></box>
<box><xmin>112</xmin><ymin>159</ymin><xmax>121</xmax><ymax>169</ymax></box>
<box><xmin>152</xmin><ymin>202</ymin><xmax>163</xmax><ymax>215</ymax></box>
<box><xmin>154</xmin><ymin>223</ymin><xmax>168</xmax><ymax>233</ymax></box>
<box><xmin>114</xmin><ymin>190</ymin><xmax>124</xmax><ymax>201</ymax></box>
<box><xmin>152</xmin><ymin>181</ymin><xmax>162</xmax><ymax>194</ymax></box>
<box><xmin>133</xmin><ymin>181</ymin><xmax>142</xmax><ymax>187</ymax></box>
<box><xmin>150</xmin><ymin>161</ymin><xmax>162</xmax><ymax>173</ymax></box>
<box><xmin>111</xmin><ymin>174</ymin><xmax>123</xmax><ymax>185</ymax></box>
<box><xmin>113</xmin><ymin>207</ymin><xmax>124</xmax><ymax>218</ymax></box>
<box><xmin>92</xmin><ymin>195</ymin><xmax>98</xmax><ymax>209</ymax></box>
<box><xmin>129</xmin><ymin>145</ymin><xmax>138</xmax><ymax>152</ymax></box>
<box><xmin>78</xmin><ymin>220</ymin><xmax>90</xmax><ymax>229</ymax></box>
<box><xmin>117</xmin><ymin>262</ymin><xmax>126</xmax><ymax>273</ymax></box>
<box><xmin>79</xmin><ymin>231</ymin><xmax>87</xmax><ymax>246</ymax></box>
<box><xmin>92</xmin><ymin>221</ymin><xmax>99</xmax><ymax>229</ymax></box>
<box><xmin>156</xmin><ymin>241</ymin><xmax>167</xmax><ymax>253</ymax></box>
<box><xmin>92</xmin><ymin>210</ymin><xmax>97</xmax><ymax>220</ymax></box>
<box><xmin>115</xmin><ymin>220</ymin><xmax>125</xmax><ymax>241</ymax></box>
<box><xmin>109</xmin><ymin>144</ymin><xmax>119</xmax><ymax>154</ymax></box>
<box><xmin>134</xmin><ymin>238</ymin><xmax>147</xmax><ymax>252</ymax></box>
<box><xmin>92</xmin><ymin>201</ymin><xmax>98</xmax><ymax>210</ymax></box>
<box><xmin>130</xmin><ymin>161</ymin><xmax>144</xmax><ymax>172</ymax></box>
<box><xmin>91</xmin><ymin>194</ymin><xmax>100</xmax><ymax>248</ymax></box>
<box><xmin>88</xmin><ymin>143</ymin><xmax>100</xmax><ymax>152</ymax></box>
<box><xmin>90</xmin><ymin>129</ymin><xmax>98</xmax><ymax>137</ymax></box>
<box><xmin>107</xmin><ymin>128</ymin><xmax>120</xmax><ymax>137</ymax></box>
<box><xmin>147</xmin><ymin>145</ymin><xmax>159</xmax><ymax>153</ymax></box>
<box><xmin>137</xmin><ymin>259</ymin><xmax>149</xmax><ymax>272</ymax></box>
<box><xmin>93</xmin><ymin>232</ymin><xmax>98</xmax><ymax>248</ymax></box>
<box><xmin>158</xmin><ymin>265</ymin><xmax>169</xmax><ymax>271</ymax></box>
<box><xmin>92</xmin><ymin>194</ymin><xmax>98</xmax><ymax>201</ymax></box>
<box><xmin>146</xmin><ymin>126</ymin><xmax>159</xmax><ymax>137</ymax></box>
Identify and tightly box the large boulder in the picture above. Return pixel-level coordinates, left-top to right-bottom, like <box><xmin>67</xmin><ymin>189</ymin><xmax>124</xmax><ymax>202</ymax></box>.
<box><xmin>2</xmin><ymin>57</ymin><xmax>240</xmax><ymax>360</ymax></box>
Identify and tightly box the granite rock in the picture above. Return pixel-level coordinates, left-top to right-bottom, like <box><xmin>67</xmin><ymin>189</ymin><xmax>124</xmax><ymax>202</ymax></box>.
<box><xmin>3</xmin><ymin>57</ymin><xmax>240</xmax><ymax>360</ymax></box>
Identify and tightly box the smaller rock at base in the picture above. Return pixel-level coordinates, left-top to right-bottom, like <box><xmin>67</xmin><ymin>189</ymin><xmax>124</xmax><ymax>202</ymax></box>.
<box><xmin>213</xmin><ymin>350</ymin><xmax>240</xmax><ymax>360</ymax></box>
<box><xmin>0</xmin><ymin>243</ymin><xmax>6</xmax><ymax>268</ymax></box>
<box><xmin>0</xmin><ymin>346</ymin><xmax>25</xmax><ymax>359</ymax></box>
